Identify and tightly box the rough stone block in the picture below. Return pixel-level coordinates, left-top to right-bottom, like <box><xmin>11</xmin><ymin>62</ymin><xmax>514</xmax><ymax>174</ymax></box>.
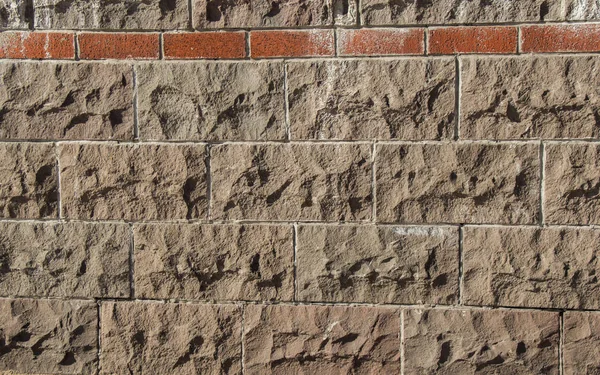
<box><xmin>564</xmin><ymin>312</ymin><xmax>600</xmax><ymax>375</ymax></box>
<box><xmin>134</xmin><ymin>224</ymin><xmax>294</xmax><ymax>301</ymax></box>
<box><xmin>59</xmin><ymin>144</ymin><xmax>208</xmax><ymax>221</ymax></box>
<box><xmin>287</xmin><ymin>59</ymin><xmax>455</xmax><ymax>140</ymax></box>
<box><xmin>34</xmin><ymin>0</ymin><xmax>189</xmax><ymax>29</ymax></box>
<box><xmin>296</xmin><ymin>225</ymin><xmax>458</xmax><ymax>304</ymax></box>
<box><xmin>0</xmin><ymin>143</ymin><xmax>58</xmax><ymax>219</ymax></box>
<box><xmin>100</xmin><ymin>302</ymin><xmax>242</xmax><ymax>374</ymax></box>
<box><xmin>194</xmin><ymin>0</ymin><xmax>356</xmax><ymax>28</ymax></box>
<box><xmin>564</xmin><ymin>0</ymin><xmax>600</xmax><ymax>20</ymax></box>
<box><xmin>211</xmin><ymin>143</ymin><xmax>373</xmax><ymax>221</ymax></box>
<box><xmin>463</xmin><ymin>226</ymin><xmax>600</xmax><ymax>309</ymax></box>
<box><xmin>404</xmin><ymin>308</ymin><xmax>560</xmax><ymax>374</ymax></box>
<box><xmin>0</xmin><ymin>222</ymin><xmax>129</xmax><ymax>298</ymax></box>
<box><xmin>376</xmin><ymin>143</ymin><xmax>540</xmax><ymax>224</ymax></box>
<box><xmin>243</xmin><ymin>304</ymin><xmax>400</xmax><ymax>374</ymax></box>
<box><xmin>461</xmin><ymin>56</ymin><xmax>600</xmax><ymax>139</ymax></box>
<box><xmin>361</xmin><ymin>0</ymin><xmax>560</xmax><ymax>25</ymax></box>
<box><xmin>0</xmin><ymin>0</ymin><xmax>30</xmax><ymax>29</ymax></box>
<box><xmin>136</xmin><ymin>62</ymin><xmax>285</xmax><ymax>140</ymax></box>
<box><xmin>0</xmin><ymin>62</ymin><xmax>133</xmax><ymax>140</ymax></box>
<box><xmin>0</xmin><ymin>299</ymin><xmax>97</xmax><ymax>374</ymax></box>
<box><xmin>545</xmin><ymin>143</ymin><xmax>600</xmax><ymax>225</ymax></box>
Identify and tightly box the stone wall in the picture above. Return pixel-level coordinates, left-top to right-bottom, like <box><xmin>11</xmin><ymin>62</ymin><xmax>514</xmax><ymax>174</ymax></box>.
<box><xmin>0</xmin><ymin>0</ymin><xmax>600</xmax><ymax>374</ymax></box>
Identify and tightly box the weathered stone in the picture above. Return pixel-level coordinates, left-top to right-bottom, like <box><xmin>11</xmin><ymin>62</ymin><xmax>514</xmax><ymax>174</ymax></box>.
<box><xmin>136</xmin><ymin>62</ymin><xmax>285</xmax><ymax>141</ymax></box>
<box><xmin>564</xmin><ymin>0</ymin><xmax>600</xmax><ymax>20</ymax></box>
<box><xmin>297</xmin><ymin>225</ymin><xmax>458</xmax><ymax>304</ymax></box>
<box><xmin>244</xmin><ymin>304</ymin><xmax>400</xmax><ymax>374</ymax></box>
<box><xmin>0</xmin><ymin>62</ymin><xmax>134</xmax><ymax>140</ymax></box>
<box><xmin>34</xmin><ymin>0</ymin><xmax>188</xmax><ymax>29</ymax></box>
<box><xmin>404</xmin><ymin>308</ymin><xmax>560</xmax><ymax>374</ymax></box>
<box><xmin>0</xmin><ymin>299</ymin><xmax>97</xmax><ymax>374</ymax></box>
<box><xmin>376</xmin><ymin>143</ymin><xmax>540</xmax><ymax>224</ymax></box>
<box><xmin>211</xmin><ymin>144</ymin><xmax>372</xmax><ymax>221</ymax></box>
<box><xmin>461</xmin><ymin>56</ymin><xmax>600</xmax><ymax>139</ymax></box>
<box><xmin>545</xmin><ymin>143</ymin><xmax>600</xmax><ymax>225</ymax></box>
<box><xmin>0</xmin><ymin>0</ymin><xmax>30</xmax><ymax>29</ymax></box>
<box><xmin>0</xmin><ymin>143</ymin><xmax>58</xmax><ymax>219</ymax></box>
<box><xmin>59</xmin><ymin>144</ymin><xmax>207</xmax><ymax>221</ymax></box>
<box><xmin>287</xmin><ymin>59</ymin><xmax>455</xmax><ymax>140</ymax></box>
<box><xmin>563</xmin><ymin>312</ymin><xmax>600</xmax><ymax>375</ymax></box>
<box><xmin>100</xmin><ymin>301</ymin><xmax>241</xmax><ymax>374</ymax></box>
<box><xmin>194</xmin><ymin>0</ymin><xmax>356</xmax><ymax>29</ymax></box>
<box><xmin>463</xmin><ymin>226</ymin><xmax>600</xmax><ymax>309</ymax></box>
<box><xmin>361</xmin><ymin>0</ymin><xmax>560</xmax><ymax>25</ymax></box>
<box><xmin>0</xmin><ymin>222</ymin><xmax>129</xmax><ymax>298</ymax></box>
<box><xmin>134</xmin><ymin>224</ymin><xmax>294</xmax><ymax>300</ymax></box>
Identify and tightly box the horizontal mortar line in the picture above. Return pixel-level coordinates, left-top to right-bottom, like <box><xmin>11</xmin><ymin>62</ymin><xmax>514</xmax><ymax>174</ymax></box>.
<box><xmin>19</xmin><ymin>19</ymin><xmax>600</xmax><ymax>33</ymax></box>
<box><xmin>0</xmin><ymin>295</ymin><xmax>596</xmax><ymax>314</ymax></box>
<box><xmin>0</xmin><ymin>139</ymin><xmax>576</xmax><ymax>146</ymax></box>
<box><xmin>1</xmin><ymin>219</ymin><xmax>599</xmax><ymax>229</ymax></box>
<box><xmin>5</xmin><ymin>51</ymin><xmax>600</xmax><ymax>65</ymax></box>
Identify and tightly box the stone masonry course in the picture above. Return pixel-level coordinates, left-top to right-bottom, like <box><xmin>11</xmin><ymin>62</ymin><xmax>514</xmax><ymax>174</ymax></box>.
<box><xmin>2</xmin><ymin>0</ymin><xmax>600</xmax><ymax>374</ymax></box>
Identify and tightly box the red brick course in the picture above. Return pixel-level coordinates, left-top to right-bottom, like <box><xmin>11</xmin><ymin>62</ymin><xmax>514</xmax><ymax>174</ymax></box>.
<box><xmin>0</xmin><ymin>32</ymin><xmax>74</xmax><ymax>59</ymax></box>
<box><xmin>338</xmin><ymin>28</ymin><xmax>424</xmax><ymax>56</ymax></box>
<box><xmin>250</xmin><ymin>30</ymin><xmax>335</xmax><ymax>58</ymax></box>
<box><xmin>521</xmin><ymin>24</ymin><xmax>600</xmax><ymax>53</ymax></box>
<box><xmin>163</xmin><ymin>32</ymin><xmax>246</xmax><ymax>59</ymax></box>
<box><xmin>428</xmin><ymin>26</ymin><xmax>518</xmax><ymax>54</ymax></box>
<box><xmin>78</xmin><ymin>33</ymin><xmax>159</xmax><ymax>60</ymax></box>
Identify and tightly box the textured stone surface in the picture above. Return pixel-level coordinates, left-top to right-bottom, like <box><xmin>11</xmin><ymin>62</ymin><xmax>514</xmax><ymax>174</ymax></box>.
<box><xmin>296</xmin><ymin>225</ymin><xmax>458</xmax><ymax>304</ymax></box>
<box><xmin>100</xmin><ymin>302</ymin><xmax>241</xmax><ymax>374</ymax></box>
<box><xmin>194</xmin><ymin>0</ymin><xmax>356</xmax><ymax>28</ymax></box>
<box><xmin>545</xmin><ymin>143</ymin><xmax>600</xmax><ymax>225</ymax></box>
<box><xmin>59</xmin><ymin>144</ymin><xmax>207</xmax><ymax>221</ymax></box>
<box><xmin>136</xmin><ymin>62</ymin><xmax>285</xmax><ymax>140</ymax></box>
<box><xmin>461</xmin><ymin>56</ymin><xmax>600</xmax><ymax>139</ymax></box>
<box><xmin>134</xmin><ymin>224</ymin><xmax>293</xmax><ymax>300</ymax></box>
<box><xmin>287</xmin><ymin>59</ymin><xmax>455</xmax><ymax>140</ymax></box>
<box><xmin>404</xmin><ymin>308</ymin><xmax>560</xmax><ymax>374</ymax></box>
<box><xmin>564</xmin><ymin>312</ymin><xmax>600</xmax><ymax>375</ymax></box>
<box><xmin>211</xmin><ymin>144</ymin><xmax>372</xmax><ymax>221</ymax></box>
<box><xmin>564</xmin><ymin>0</ymin><xmax>600</xmax><ymax>20</ymax></box>
<box><xmin>244</xmin><ymin>304</ymin><xmax>400</xmax><ymax>374</ymax></box>
<box><xmin>0</xmin><ymin>222</ymin><xmax>129</xmax><ymax>298</ymax></box>
<box><xmin>463</xmin><ymin>226</ymin><xmax>600</xmax><ymax>309</ymax></box>
<box><xmin>376</xmin><ymin>143</ymin><xmax>540</xmax><ymax>224</ymax></box>
<box><xmin>0</xmin><ymin>143</ymin><xmax>58</xmax><ymax>219</ymax></box>
<box><xmin>0</xmin><ymin>62</ymin><xmax>133</xmax><ymax>140</ymax></box>
<box><xmin>0</xmin><ymin>0</ymin><xmax>29</xmax><ymax>29</ymax></box>
<box><xmin>0</xmin><ymin>299</ymin><xmax>97</xmax><ymax>374</ymax></box>
<box><xmin>361</xmin><ymin>0</ymin><xmax>560</xmax><ymax>25</ymax></box>
<box><xmin>34</xmin><ymin>0</ymin><xmax>189</xmax><ymax>29</ymax></box>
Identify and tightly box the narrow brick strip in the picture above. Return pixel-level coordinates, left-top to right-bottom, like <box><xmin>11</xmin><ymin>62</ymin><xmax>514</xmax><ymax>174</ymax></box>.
<box><xmin>163</xmin><ymin>32</ymin><xmax>246</xmax><ymax>59</ymax></box>
<box><xmin>521</xmin><ymin>24</ymin><xmax>600</xmax><ymax>53</ymax></box>
<box><xmin>78</xmin><ymin>33</ymin><xmax>159</xmax><ymax>60</ymax></box>
<box><xmin>250</xmin><ymin>30</ymin><xmax>334</xmax><ymax>58</ymax></box>
<box><xmin>0</xmin><ymin>32</ymin><xmax>74</xmax><ymax>59</ymax></box>
<box><xmin>428</xmin><ymin>26</ymin><xmax>518</xmax><ymax>54</ymax></box>
<box><xmin>338</xmin><ymin>28</ymin><xmax>424</xmax><ymax>56</ymax></box>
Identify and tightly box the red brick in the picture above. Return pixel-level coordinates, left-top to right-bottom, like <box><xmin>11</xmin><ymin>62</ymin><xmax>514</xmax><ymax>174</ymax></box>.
<box><xmin>338</xmin><ymin>28</ymin><xmax>424</xmax><ymax>56</ymax></box>
<box><xmin>78</xmin><ymin>33</ymin><xmax>159</xmax><ymax>60</ymax></box>
<box><xmin>163</xmin><ymin>32</ymin><xmax>246</xmax><ymax>59</ymax></box>
<box><xmin>521</xmin><ymin>24</ymin><xmax>600</xmax><ymax>53</ymax></box>
<box><xmin>250</xmin><ymin>30</ymin><xmax>334</xmax><ymax>58</ymax></box>
<box><xmin>0</xmin><ymin>32</ymin><xmax>74</xmax><ymax>59</ymax></box>
<box><xmin>429</xmin><ymin>26</ymin><xmax>518</xmax><ymax>54</ymax></box>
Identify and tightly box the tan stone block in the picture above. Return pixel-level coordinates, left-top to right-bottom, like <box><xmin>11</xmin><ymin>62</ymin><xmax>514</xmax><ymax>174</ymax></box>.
<box><xmin>297</xmin><ymin>225</ymin><xmax>458</xmax><ymax>304</ymax></box>
<box><xmin>59</xmin><ymin>143</ymin><xmax>208</xmax><ymax>221</ymax></box>
<box><xmin>243</xmin><ymin>304</ymin><xmax>400</xmax><ymax>374</ymax></box>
